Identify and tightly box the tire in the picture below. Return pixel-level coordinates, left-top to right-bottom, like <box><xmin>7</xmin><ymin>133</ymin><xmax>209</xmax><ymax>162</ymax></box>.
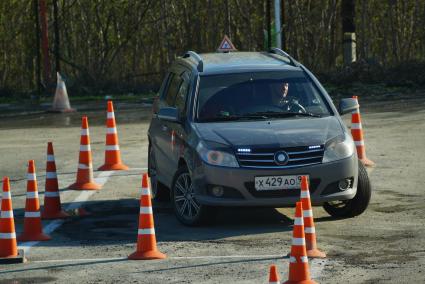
<box><xmin>148</xmin><ymin>145</ymin><xmax>170</xmax><ymax>201</ymax></box>
<box><xmin>323</xmin><ymin>160</ymin><xmax>372</xmax><ymax>218</ymax></box>
<box><xmin>171</xmin><ymin>166</ymin><xmax>215</xmax><ymax>226</ymax></box>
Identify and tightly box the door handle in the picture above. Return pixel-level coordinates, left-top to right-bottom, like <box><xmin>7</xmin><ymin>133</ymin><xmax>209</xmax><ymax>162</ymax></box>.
<box><xmin>161</xmin><ymin>125</ymin><xmax>168</xmax><ymax>131</ymax></box>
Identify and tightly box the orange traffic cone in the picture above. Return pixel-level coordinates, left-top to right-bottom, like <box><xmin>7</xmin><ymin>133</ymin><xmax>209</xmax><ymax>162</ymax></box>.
<box><xmin>300</xmin><ymin>176</ymin><xmax>326</xmax><ymax>259</ymax></box>
<box><xmin>283</xmin><ymin>202</ymin><xmax>317</xmax><ymax>284</ymax></box>
<box><xmin>69</xmin><ymin>116</ymin><xmax>101</xmax><ymax>190</ymax></box>
<box><xmin>51</xmin><ymin>72</ymin><xmax>75</xmax><ymax>112</ymax></box>
<box><xmin>98</xmin><ymin>101</ymin><xmax>129</xmax><ymax>171</ymax></box>
<box><xmin>128</xmin><ymin>173</ymin><xmax>166</xmax><ymax>260</ymax></box>
<box><xmin>351</xmin><ymin>96</ymin><xmax>374</xmax><ymax>167</ymax></box>
<box><xmin>269</xmin><ymin>264</ymin><xmax>281</xmax><ymax>284</ymax></box>
<box><xmin>0</xmin><ymin>177</ymin><xmax>25</xmax><ymax>264</ymax></box>
<box><xmin>17</xmin><ymin>161</ymin><xmax>51</xmax><ymax>242</ymax></box>
<box><xmin>41</xmin><ymin>142</ymin><xmax>69</xmax><ymax>219</ymax></box>
<box><xmin>0</xmin><ymin>177</ymin><xmax>17</xmax><ymax>258</ymax></box>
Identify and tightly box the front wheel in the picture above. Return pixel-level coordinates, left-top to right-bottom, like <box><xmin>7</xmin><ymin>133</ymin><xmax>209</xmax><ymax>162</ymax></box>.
<box><xmin>171</xmin><ymin>166</ymin><xmax>215</xmax><ymax>226</ymax></box>
<box><xmin>323</xmin><ymin>160</ymin><xmax>372</xmax><ymax>218</ymax></box>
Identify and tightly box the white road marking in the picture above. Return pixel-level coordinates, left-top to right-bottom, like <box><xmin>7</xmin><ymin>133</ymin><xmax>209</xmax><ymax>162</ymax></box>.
<box><xmin>18</xmin><ymin>171</ymin><xmax>114</xmax><ymax>255</ymax></box>
<box><xmin>123</xmin><ymin>167</ymin><xmax>147</xmax><ymax>171</ymax></box>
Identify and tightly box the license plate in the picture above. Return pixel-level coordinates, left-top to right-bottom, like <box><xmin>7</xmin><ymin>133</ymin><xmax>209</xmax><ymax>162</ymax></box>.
<box><xmin>254</xmin><ymin>175</ymin><xmax>305</xmax><ymax>191</ymax></box>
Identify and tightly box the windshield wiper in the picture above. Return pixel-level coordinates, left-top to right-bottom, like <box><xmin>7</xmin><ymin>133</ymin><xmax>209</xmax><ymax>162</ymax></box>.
<box><xmin>200</xmin><ymin>114</ymin><xmax>268</xmax><ymax>122</ymax></box>
<box><xmin>246</xmin><ymin>111</ymin><xmax>322</xmax><ymax>118</ymax></box>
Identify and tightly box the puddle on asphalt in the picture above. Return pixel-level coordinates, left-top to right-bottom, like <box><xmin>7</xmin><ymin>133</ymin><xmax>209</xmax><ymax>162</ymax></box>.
<box><xmin>0</xmin><ymin>107</ymin><xmax>151</xmax><ymax>129</ymax></box>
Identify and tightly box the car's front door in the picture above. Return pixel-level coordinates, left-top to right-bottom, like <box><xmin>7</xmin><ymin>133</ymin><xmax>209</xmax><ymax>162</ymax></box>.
<box><xmin>168</xmin><ymin>70</ymin><xmax>191</xmax><ymax>167</ymax></box>
<box><xmin>155</xmin><ymin>69</ymin><xmax>186</xmax><ymax>186</ymax></box>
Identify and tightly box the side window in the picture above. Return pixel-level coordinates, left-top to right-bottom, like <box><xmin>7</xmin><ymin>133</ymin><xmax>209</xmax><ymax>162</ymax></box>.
<box><xmin>174</xmin><ymin>72</ymin><xmax>190</xmax><ymax>116</ymax></box>
<box><xmin>162</xmin><ymin>73</ymin><xmax>183</xmax><ymax>106</ymax></box>
<box><xmin>158</xmin><ymin>73</ymin><xmax>171</xmax><ymax>98</ymax></box>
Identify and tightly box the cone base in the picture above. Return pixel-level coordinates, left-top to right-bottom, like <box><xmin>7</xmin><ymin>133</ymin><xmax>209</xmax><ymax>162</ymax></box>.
<box><xmin>17</xmin><ymin>232</ymin><xmax>51</xmax><ymax>242</ymax></box>
<box><xmin>0</xmin><ymin>249</ymin><xmax>26</xmax><ymax>264</ymax></box>
<box><xmin>69</xmin><ymin>182</ymin><xmax>101</xmax><ymax>190</ymax></box>
<box><xmin>98</xmin><ymin>163</ymin><xmax>129</xmax><ymax>171</ymax></box>
<box><xmin>307</xmin><ymin>248</ymin><xmax>326</xmax><ymax>259</ymax></box>
<box><xmin>41</xmin><ymin>210</ymin><xmax>70</xmax><ymax>219</ymax></box>
<box><xmin>360</xmin><ymin>157</ymin><xmax>375</xmax><ymax>167</ymax></box>
<box><xmin>128</xmin><ymin>250</ymin><xmax>167</xmax><ymax>260</ymax></box>
<box><xmin>283</xmin><ymin>280</ymin><xmax>317</xmax><ymax>284</ymax></box>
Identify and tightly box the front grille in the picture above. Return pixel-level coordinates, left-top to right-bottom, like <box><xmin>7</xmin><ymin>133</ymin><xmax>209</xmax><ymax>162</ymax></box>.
<box><xmin>245</xmin><ymin>178</ymin><xmax>320</xmax><ymax>198</ymax></box>
<box><xmin>235</xmin><ymin>145</ymin><xmax>324</xmax><ymax>169</ymax></box>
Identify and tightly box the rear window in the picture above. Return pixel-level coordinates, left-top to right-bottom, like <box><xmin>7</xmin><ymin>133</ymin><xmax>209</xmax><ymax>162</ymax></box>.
<box><xmin>196</xmin><ymin>71</ymin><xmax>332</xmax><ymax>122</ymax></box>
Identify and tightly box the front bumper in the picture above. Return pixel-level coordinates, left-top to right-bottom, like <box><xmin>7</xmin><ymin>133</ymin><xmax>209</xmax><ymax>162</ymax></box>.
<box><xmin>192</xmin><ymin>155</ymin><xmax>358</xmax><ymax>207</ymax></box>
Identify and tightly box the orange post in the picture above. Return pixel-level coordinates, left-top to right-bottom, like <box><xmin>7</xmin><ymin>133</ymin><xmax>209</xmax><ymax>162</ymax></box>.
<box><xmin>98</xmin><ymin>101</ymin><xmax>129</xmax><ymax>171</ymax></box>
<box><xmin>18</xmin><ymin>161</ymin><xmax>51</xmax><ymax>242</ymax></box>
<box><xmin>351</xmin><ymin>96</ymin><xmax>374</xmax><ymax>167</ymax></box>
<box><xmin>283</xmin><ymin>202</ymin><xmax>317</xmax><ymax>284</ymax></box>
<box><xmin>128</xmin><ymin>173</ymin><xmax>166</xmax><ymax>260</ymax></box>
<box><xmin>69</xmin><ymin>116</ymin><xmax>101</xmax><ymax>190</ymax></box>
<box><xmin>300</xmin><ymin>176</ymin><xmax>326</xmax><ymax>258</ymax></box>
<box><xmin>42</xmin><ymin>142</ymin><xmax>69</xmax><ymax>219</ymax></box>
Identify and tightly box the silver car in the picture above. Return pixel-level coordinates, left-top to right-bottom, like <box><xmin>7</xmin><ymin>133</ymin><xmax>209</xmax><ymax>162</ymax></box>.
<box><xmin>148</xmin><ymin>49</ymin><xmax>371</xmax><ymax>226</ymax></box>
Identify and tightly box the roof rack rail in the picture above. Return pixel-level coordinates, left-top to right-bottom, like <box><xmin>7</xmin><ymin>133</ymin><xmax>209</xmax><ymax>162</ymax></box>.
<box><xmin>269</xmin><ymin>48</ymin><xmax>298</xmax><ymax>66</ymax></box>
<box><xmin>183</xmin><ymin>51</ymin><xmax>203</xmax><ymax>72</ymax></box>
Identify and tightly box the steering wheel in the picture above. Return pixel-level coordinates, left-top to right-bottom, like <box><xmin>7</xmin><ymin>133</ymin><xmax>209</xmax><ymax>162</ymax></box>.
<box><xmin>282</xmin><ymin>98</ymin><xmax>307</xmax><ymax>113</ymax></box>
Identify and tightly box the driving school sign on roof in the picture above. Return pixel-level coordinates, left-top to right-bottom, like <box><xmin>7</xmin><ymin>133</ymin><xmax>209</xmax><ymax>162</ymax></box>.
<box><xmin>217</xmin><ymin>35</ymin><xmax>237</xmax><ymax>52</ymax></box>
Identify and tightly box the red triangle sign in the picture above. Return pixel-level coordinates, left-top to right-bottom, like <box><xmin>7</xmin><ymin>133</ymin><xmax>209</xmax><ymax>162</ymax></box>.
<box><xmin>217</xmin><ymin>35</ymin><xmax>237</xmax><ymax>52</ymax></box>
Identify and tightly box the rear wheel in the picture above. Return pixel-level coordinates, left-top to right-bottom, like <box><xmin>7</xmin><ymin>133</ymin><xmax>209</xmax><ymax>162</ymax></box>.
<box><xmin>323</xmin><ymin>160</ymin><xmax>371</xmax><ymax>218</ymax></box>
<box><xmin>171</xmin><ymin>166</ymin><xmax>215</xmax><ymax>226</ymax></box>
<box><xmin>148</xmin><ymin>145</ymin><xmax>169</xmax><ymax>201</ymax></box>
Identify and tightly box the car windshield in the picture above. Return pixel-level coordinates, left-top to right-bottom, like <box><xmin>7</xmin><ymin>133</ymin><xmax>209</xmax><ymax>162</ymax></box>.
<box><xmin>196</xmin><ymin>71</ymin><xmax>332</xmax><ymax>122</ymax></box>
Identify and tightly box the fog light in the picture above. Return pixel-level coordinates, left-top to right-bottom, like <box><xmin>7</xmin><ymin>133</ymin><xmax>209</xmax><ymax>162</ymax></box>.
<box><xmin>211</xmin><ymin>186</ymin><xmax>224</xmax><ymax>197</ymax></box>
<box><xmin>338</xmin><ymin>179</ymin><xmax>351</xmax><ymax>191</ymax></box>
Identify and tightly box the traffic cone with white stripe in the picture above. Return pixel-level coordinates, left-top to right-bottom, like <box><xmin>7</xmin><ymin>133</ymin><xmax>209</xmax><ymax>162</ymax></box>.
<box><xmin>0</xmin><ymin>177</ymin><xmax>17</xmax><ymax>258</ymax></box>
<box><xmin>17</xmin><ymin>160</ymin><xmax>51</xmax><ymax>241</ymax></box>
<box><xmin>69</xmin><ymin>116</ymin><xmax>101</xmax><ymax>190</ymax></box>
<box><xmin>351</xmin><ymin>96</ymin><xmax>374</xmax><ymax>167</ymax></box>
<box><xmin>283</xmin><ymin>202</ymin><xmax>317</xmax><ymax>284</ymax></box>
<box><xmin>98</xmin><ymin>101</ymin><xmax>129</xmax><ymax>171</ymax></box>
<box><xmin>128</xmin><ymin>173</ymin><xmax>166</xmax><ymax>260</ymax></box>
<box><xmin>42</xmin><ymin>142</ymin><xmax>69</xmax><ymax>219</ymax></box>
<box><xmin>300</xmin><ymin>176</ymin><xmax>326</xmax><ymax>259</ymax></box>
<box><xmin>268</xmin><ymin>264</ymin><xmax>280</xmax><ymax>284</ymax></box>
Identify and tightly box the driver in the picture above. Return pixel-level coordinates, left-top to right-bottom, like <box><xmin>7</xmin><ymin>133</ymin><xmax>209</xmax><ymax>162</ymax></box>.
<box><xmin>272</xmin><ymin>82</ymin><xmax>304</xmax><ymax>112</ymax></box>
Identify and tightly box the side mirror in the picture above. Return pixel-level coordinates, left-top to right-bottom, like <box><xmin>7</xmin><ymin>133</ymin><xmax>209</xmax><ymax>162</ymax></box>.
<box><xmin>339</xmin><ymin>98</ymin><xmax>359</xmax><ymax>115</ymax></box>
<box><xmin>158</xmin><ymin>107</ymin><xmax>180</xmax><ymax>122</ymax></box>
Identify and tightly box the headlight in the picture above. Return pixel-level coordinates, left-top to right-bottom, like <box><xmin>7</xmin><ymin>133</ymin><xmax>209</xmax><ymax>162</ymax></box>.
<box><xmin>323</xmin><ymin>133</ymin><xmax>355</xmax><ymax>163</ymax></box>
<box><xmin>196</xmin><ymin>141</ymin><xmax>239</xmax><ymax>168</ymax></box>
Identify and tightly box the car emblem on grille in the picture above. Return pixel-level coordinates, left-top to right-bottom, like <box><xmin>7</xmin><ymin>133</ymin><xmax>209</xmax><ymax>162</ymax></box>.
<box><xmin>274</xmin><ymin>151</ymin><xmax>289</xmax><ymax>165</ymax></box>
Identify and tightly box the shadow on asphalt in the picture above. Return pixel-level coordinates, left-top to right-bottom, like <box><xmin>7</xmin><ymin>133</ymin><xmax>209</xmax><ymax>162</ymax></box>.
<box><xmin>11</xmin><ymin>198</ymin><xmax>302</xmax><ymax>247</ymax></box>
<box><xmin>139</xmin><ymin>256</ymin><xmax>283</xmax><ymax>274</ymax></box>
<box><xmin>11</xmin><ymin>196</ymin><xmax>339</xmax><ymax>249</ymax></box>
<box><xmin>0</xmin><ymin>258</ymin><xmax>127</xmax><ymax>275</ymax></box>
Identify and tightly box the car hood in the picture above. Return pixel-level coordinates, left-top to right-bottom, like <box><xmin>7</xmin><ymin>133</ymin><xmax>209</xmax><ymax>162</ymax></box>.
<box><xmin>194</xmin><ymin>116</ymin><xmax>344</xmax><ymax>148</ymax></box>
